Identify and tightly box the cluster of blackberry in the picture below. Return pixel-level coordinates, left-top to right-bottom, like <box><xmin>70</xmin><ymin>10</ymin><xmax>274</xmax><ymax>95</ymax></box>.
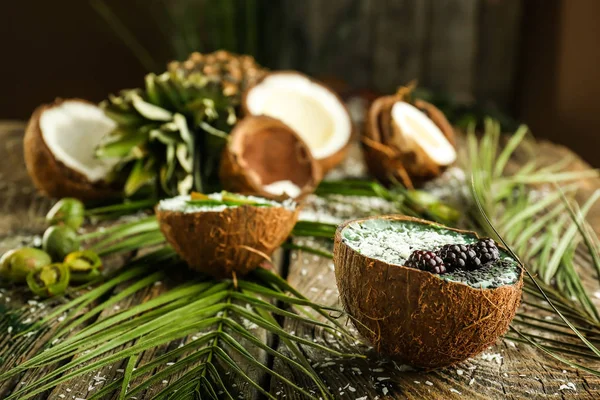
<box><xmin>405</xmin><ymin>238</ymin><xmax>500</xmax><ymax>274</ymax></box>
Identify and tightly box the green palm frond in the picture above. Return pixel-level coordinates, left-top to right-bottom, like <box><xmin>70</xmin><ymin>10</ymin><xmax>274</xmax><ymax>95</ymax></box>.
<box><xmin>1</xmin><ymin>247</ymin><xmax>362</xmax><ymax>400</ymax></box>
<box><xmin>466</xmin><ymin>119</ymin><xmax>600</xmax><ymax>373</ymax></box>
<box><xmin>467</xmin><ymin>120</ymin><xmax>600</xmax><ymax>320</ymax></box>
<box><xmin>315</xmin><ymin>179</ymin><xmax>460</xmax><ymax>225</ymax></box>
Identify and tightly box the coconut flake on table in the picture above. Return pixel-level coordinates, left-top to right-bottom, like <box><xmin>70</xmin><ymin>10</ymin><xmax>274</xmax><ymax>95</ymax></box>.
<box><xmin>157</xmin><ymin>193</ymin><xmax>296</xmax><ymax>213</ymax></box>
<box><xmin>263</xmin><ymin>180</ymin><xmax>302</xmax><ymax>198</ymax></box>
<box><xmin>298</xmin><ymin>193</ymin><xmax>397</xmax><ymax>225</ymax></box>
<box><xmin>422</xmin><ymin>166</ymin><xmax>468</xmax><ymax>202</ymax></box>
<box><xmin>324</xmin><ymin>143</ymin><xmax>369</xmax><ymax>180</ymax></box>
<box><xmin>480</xmin><ymin>352</ymin><xmax>503</xmax><ymax>364</ymax></box>
<box><xmin>559</xmin><ymin>382</ymin><xmax>576</xmax><ymax>391</ymax></box>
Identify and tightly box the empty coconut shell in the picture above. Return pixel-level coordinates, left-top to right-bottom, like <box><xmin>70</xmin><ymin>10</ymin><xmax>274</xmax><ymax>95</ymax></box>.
<box><xmin>156</xmin><ymin>195</ymin><xmax>298</xmax><ymax>278</ymax></box>
<box><xmin>219</xmin><ymin>115</ymin><xmax>322</xmax><ymax>200</ymax></box>
<box><xmin>363</xmin><ymin>94</ymin><xmax>456</xmax><ymax>188</ymax></box>
<box><xmin>24</xmin><ymin>98</ymin><xmax>120</xmax><ymax>201</ymax></box>
<box><xmin>334</xmin><ymin>215</ymin><xmax>523</xmax><ymax>369</ymax></box>
<box><xmin>241</xmin><ymin>71</ymin><xmax>354</xmax><ymax>173</ymax></box>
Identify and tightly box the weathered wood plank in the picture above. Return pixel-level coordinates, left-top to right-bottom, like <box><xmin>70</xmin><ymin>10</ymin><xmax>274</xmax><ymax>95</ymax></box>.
<box><xmin>371</xmin><ymin>0</ymin><xmax>427</xmax><ymax>92</ymax></box>
<box><xmin>270</xmin><ymin>0</ymin><xmax>521</xmax><ymax>107</ymax></box>
<box><xmin>425</xmin><ymin>0</ymin><xmax>479</xmax><ymax>102</ymax></box>
<box><xmin>0</xmin><ymin>122</ymin><xmax>51</xmax><ymax>236</ymax></box>
<box><xmin>272</xmin><ymin>0</ymin><xmax>376</xmax><ymax>91</ymax></box>
<box><xmin>475</xmin><ymin>0</ymin><xmax>523</xmax><ymax>109</ymax></box>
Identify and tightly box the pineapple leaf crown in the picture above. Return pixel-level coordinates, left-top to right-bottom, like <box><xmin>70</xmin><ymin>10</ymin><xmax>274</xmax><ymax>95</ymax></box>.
<box><xmin>97</xmin><ymin>51</ymin><xmax>267</xmax><ymax>197</ymax></box>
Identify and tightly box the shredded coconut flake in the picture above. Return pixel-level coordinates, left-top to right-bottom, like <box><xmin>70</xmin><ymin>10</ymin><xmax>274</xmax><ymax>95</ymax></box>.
<box><xmin>559</xmin><ymin>382</ymin><xmax>576</xmax><ymax>391</ymax></box>
<box><xmin>158</xmin><ymin>193</ymin><xmax>296</xmax><ymax>213</ymax></box>
<box><xmin>263</xmin><ymin>180</ymin><xmax>301</xmax><ymax>198</ymax></box>
<box><xmin>481</xmin><ymin>352</ymin><xmax>503</xmax><ymax>364</ymax></box>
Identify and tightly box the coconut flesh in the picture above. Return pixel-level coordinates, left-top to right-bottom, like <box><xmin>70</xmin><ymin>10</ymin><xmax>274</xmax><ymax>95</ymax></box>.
<box><xmin>363</xmin><ymin>95</ymin><xmax>457</xmax><ymax>186</ymax></box>
<box><xmin>390</xmin><ymin>101</ymin><xmax>456</xmax><ymax>167</ymax></box>
<box><xmin>156</xmin><ymin>192</ymin><xmax>298</xmax><ymax>278</ymax></box>
<box><xmin>341</xmin><ymin>218</ymin><xmax>520</xmax><ymax>289</ymax></box>
<box><xmin>334</xmin><ymin>215</ymin><xmax>522</xmax><ymax>368</ymax></box>
<box><xmin>243</xmin><ymin>72</ymin><xmax>352</xmax><ymax>172</ymax></box>
<box><xmin>39</xmin><ymin>100</ymin><xmax>118</xmax><ymax>182</ymax></box>
<box><xmin>157</xmin><ymin>192</ymin><xmax>296</xmax><ymax>213</ymax></box>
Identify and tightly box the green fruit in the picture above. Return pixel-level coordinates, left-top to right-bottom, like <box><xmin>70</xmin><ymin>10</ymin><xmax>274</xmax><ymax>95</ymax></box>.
<box><xmin>64</xmin><ymin>250</ymin><xmax>103</xmax><ymax>283</ymax></box>
<box><xmin>27</xmin><ymin>263</ymin><xmax>70</xmax><ymax>297</ymax></box>
<box><xmin>0</xmin><ymin>248</ymin><xmax>52</xmax><ymax>283</ymax></box>
<box><xmin>46</xmin><ymin>198</ymin><xmax>85</xmax><ymax>230</ymax></box>
<box><xmin>0</xmin><ymin>249</ymin><xmax>17</xmax><ymax>280</ymax></box>
<box><xmin>43</xmin><ymin>226</ymin><xmax>81</xmax><ymax>261</ymax></box>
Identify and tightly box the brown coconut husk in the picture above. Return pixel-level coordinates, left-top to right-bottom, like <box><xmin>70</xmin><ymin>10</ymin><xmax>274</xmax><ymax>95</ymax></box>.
<box><xmin>362</xmin><ymin>92</ymin><xmax>456</xmax><ymax>188</ymax></box>
<box><xmin>241</xmin><ymin>71</ymin><xmax>354</xmax><ymax>174</ymax></box>
<box><xmin>24</xmin><ymin>98</ymin><xmax>120</xmax><ymax>201</ymax></box>
<box><xmin>157</xmin><ymin>202</ymin><xmax>298</xmax><ymax>278</ymax></box>
<box><xmin>219</xmin><ymin>115</ymin><xmax>321</xmax><ymax>201</ymax></box>
<box><xmin>334</xmin><ymin>215</ymin><xmax>523</xmax><ymax>369</ymax></box>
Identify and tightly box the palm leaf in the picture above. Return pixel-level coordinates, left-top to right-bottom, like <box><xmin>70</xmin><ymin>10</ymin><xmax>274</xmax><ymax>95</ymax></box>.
<box><xmin>1</xmin><ymin>246</ymin><xmax>362</xmax><ymax>399</ymax></box>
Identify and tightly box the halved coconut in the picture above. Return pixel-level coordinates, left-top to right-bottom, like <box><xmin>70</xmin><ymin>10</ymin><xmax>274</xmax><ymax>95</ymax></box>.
<box><xmin>219</xmin><ymin>116</ymin><xmax>321</xmax><ymax>200</ymax></box>
<box><xmin>334</xmin><ymin>215</ymin><xmax>522</xmax><ymax>369</ymax></box>
<box><xmin>156</xmin><ymin>192</ymin><xmax>298</xmax><ymax>278</ymax></box>
<box><xmin>363</xmin><ymin>94</ymin><xmax>456</xmax><ymax>187</ymax></box>
<box><xmin>24</xmin><ymin>98</ymin><xmax>120</xmax><ymax>201</ymax></box>
<box><xmin>242</xmin><ymin>71</ymin><xmax>353</xmax><ymax>172</ymax></box>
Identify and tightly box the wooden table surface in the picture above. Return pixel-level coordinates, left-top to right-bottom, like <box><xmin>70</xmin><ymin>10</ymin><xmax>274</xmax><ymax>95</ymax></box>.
<box><xmin>1</xmin><ymin>120</ymin><xmax>600</xmax><ymax>399</ymax></box>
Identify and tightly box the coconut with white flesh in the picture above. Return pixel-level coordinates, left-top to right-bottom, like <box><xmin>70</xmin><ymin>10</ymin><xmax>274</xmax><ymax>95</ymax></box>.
<box><xmin>24</xmin><ymin>98</ymin><xmax>120</xmax><ymax>201</ymax></box>
<box><xmin>242</xmin><ymin>72</ymin><xmax>353</xmax><ymax>172</ymax></box>
<box><xmin>363</xmin><ymin>93</ymin><xmax>456</xmax><ymax>186</ymax></box>
<box><xmin>219</xmin><ymin>115</ymin><xmax>322</xmax><ymax>200</ymax></box>
<box><xmin>390</xmin><ymin>101</ymin><xmax>456</xmax><ymax>167</ymax></box>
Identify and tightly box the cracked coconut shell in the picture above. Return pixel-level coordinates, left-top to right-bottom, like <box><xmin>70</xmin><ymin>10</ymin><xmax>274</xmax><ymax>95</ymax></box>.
<box><xmin>241</xmin><ymin>71</ymin><xmax>353</xmax><ymax>173</ymax></box>
<box><xmin>24</xmin><ymin>98</ymin><xmax>120</xmax><ymax>201</ymax></box>
<box><xmin>157</xmin><ymin>201</ymin><xmax>298</xmax><ymax>278</ymax></box>
<box><xmin>219</xmin><ymin>115</ymin><xmax>321</xmax><ymax>200</ymax></box>
<box><xmin>334</xmin><ymin>215</ymin><xmax>523</xmax><ymax>369</ymax></box>
<box><xmin>362</xmin><ymin>95</ymin><xmax>456</xmax><ymax>187</ymax></box>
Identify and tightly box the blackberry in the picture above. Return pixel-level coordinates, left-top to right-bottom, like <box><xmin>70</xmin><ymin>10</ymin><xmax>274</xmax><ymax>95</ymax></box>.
<box><xmin>471</xmin><ymin>238</ymin><xmax>500</xmax><ymax>267</ymax></box>
<box><xmin>436</xmin><ymin>244</ymin><xmax>472</xmax><ymax>272</ymax></box>
<box><xmin>406</xmin><ymin>250</ymin><xmax>446</xmax><ymax>274</ymax></box>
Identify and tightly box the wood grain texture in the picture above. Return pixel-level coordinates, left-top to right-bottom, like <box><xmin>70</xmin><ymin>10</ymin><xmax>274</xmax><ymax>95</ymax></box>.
<box><xmin>1</xmin><ymin>120</ymin><xmax>600</xmax><ymax>399</ymax></box>
<box><xmin>425</xmin><ymin>0</ymin><xmax>479</xmax><ymax>102</ymax></box>
<box><xmin>371</xmin><ymin>0</ymin><xmax>427</xmax><ymax>92</ymax></box>
<box><xmin>475</xmin><ymin>0</ymin><xmax>523</xmax><ymax>109</ymax></box>
<box><xmin>270</xmin><ymin>0</ymin><xmax>521</xmax><ymax>108</ymax></box>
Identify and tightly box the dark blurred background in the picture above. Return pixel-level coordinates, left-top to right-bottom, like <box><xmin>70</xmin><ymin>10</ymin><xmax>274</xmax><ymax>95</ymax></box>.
<box><xmin>2</xmin><ymin>0</ymin><xmax>599</xmax><ymax>165</ymax></box>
